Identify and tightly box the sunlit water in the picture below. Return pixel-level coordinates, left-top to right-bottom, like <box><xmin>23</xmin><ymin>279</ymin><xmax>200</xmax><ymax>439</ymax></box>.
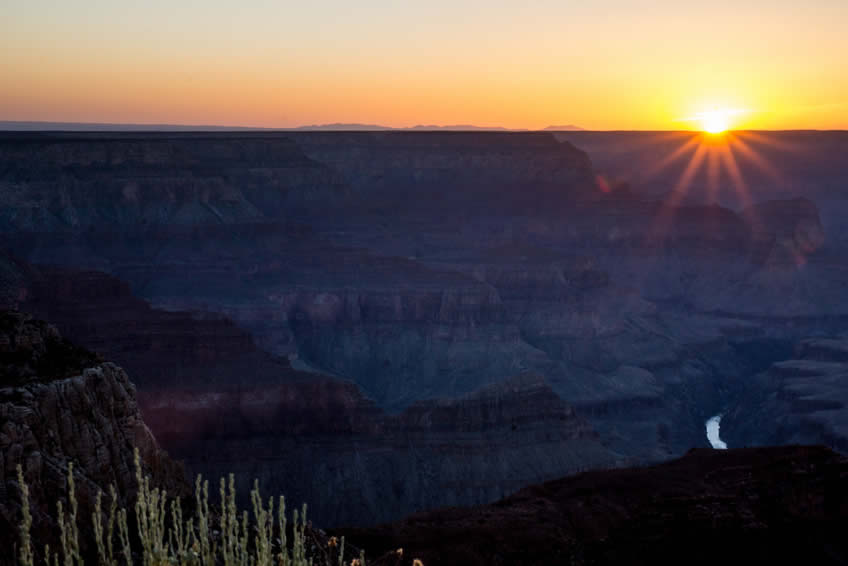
<box><xmin>706</xmin><ymin>415</ymin><xmax>727</xmax><ymax>449</ymax></box>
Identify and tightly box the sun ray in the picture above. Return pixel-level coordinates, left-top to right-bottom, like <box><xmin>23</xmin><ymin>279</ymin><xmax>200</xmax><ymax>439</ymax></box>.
<box><xmin>670</xmin><ymin>141</ymin><xmax>709</xmax><ymax>201</ymax></box>
<box><xmin>718</xmin><ymin>142</ymin><xmax>754</xmax><ymax>211</ymax></box>
<box><xmin>707</xmin><ymin>144</ymin><xmax>720</xmax><ymax>204</ymax></box>
<box><xmin>646</xmin><ymin>142</ymin><xmax>709</xmax><ymax>245</ymax></box>
<box><xmin>727</xmin><ymin>134</ymin><xmax>784</xmax><ymax>186</ymax></box>
<box><xmin>639</xmin><ymin>134</ymin><xmax>701</xmax><ymax>183</ymax></box>
<box><xmin>735</xmin><ymin>130</ymin><xmax>800</xmax><ymax>153</ymax></box>
<box><xmin>642</xmin><ymin>108</ymin><xmax>796</xmax><ymax>255</ymax></box>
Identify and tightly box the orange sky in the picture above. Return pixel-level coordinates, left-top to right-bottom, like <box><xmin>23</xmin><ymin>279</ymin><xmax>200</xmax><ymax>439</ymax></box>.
<box><xmin>2</xmin><ymin>0</ymin><xmax>847</xmax><ymax>130</ymax></box>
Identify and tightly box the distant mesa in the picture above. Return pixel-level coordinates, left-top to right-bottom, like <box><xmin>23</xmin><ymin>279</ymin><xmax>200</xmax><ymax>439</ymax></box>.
<box><xmin>408</xmin><ymin>124</ymin><xmax>517</xmax><ymax>131</ymax></box>
<box><xmin>291</xmin><ymin>123</ymin><xmax>393</xmax><ymax>131</ymax></box>
<box><xmin>542</xmin><ymin>124</ymin><xmax>585</xmax><ymax>131</ymax></box>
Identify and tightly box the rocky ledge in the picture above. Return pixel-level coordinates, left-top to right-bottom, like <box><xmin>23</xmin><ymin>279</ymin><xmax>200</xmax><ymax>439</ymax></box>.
<box><xmin>0</xmin><ymin>311</ymin><xmax>186</xmax><ymax>562</ymax></box>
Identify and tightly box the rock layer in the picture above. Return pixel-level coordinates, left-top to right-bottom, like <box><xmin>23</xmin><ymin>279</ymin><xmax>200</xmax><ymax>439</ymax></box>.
<box><xmin>143</xmin><ymin>373</ymin><xmax>620</xmax><ymax>526</ymax></box>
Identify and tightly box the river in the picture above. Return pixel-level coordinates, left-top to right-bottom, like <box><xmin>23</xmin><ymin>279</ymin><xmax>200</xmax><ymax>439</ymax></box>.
<box><xmin>706</xmin><ymin>415</ymin><xmax>727</xmax><ymax>449</ymax></box>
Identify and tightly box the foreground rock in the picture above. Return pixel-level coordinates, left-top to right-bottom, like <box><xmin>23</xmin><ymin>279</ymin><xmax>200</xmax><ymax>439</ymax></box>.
<box><xmin>338</xmin><ymin>445</ymin><xmax>848</xmax><ymax>566</ymax></box>
<box><xmin>0</xmin><ymin>311</ymin><xmax>186</xmax><ymax>563</ymax></box>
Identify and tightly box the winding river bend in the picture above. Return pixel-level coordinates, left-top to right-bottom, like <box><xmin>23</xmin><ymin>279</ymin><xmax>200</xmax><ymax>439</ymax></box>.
<box><xmin>706</xmin><ymin>415</ymin><xmax>728</xmax><ymax>449</ymax></box>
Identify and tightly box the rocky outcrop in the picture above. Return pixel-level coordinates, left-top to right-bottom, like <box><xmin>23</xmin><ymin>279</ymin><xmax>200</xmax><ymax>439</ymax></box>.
<box><xmin>338</xmin><ymin>445</ymin><xmax>848</xmax><ymax>566</ymax></box>
<box><xmin>0</xmin><ymin>311</ymin><xmax>186</xmax><ymax>561</ymax></box>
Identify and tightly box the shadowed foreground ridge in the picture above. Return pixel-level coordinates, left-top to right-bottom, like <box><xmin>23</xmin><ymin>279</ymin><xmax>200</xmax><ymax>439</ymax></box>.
<box><xmin>339</xmin><ymin>445</ymin><xmax>848</xmax><ymax>566</ymax></box>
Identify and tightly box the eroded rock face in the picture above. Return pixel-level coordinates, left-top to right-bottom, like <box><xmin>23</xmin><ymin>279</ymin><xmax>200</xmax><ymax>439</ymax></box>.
<box><xmin>0</xmin><ymin>133</ymin><xmax>344</xmax><ymax>231</ymax></box>
<box><xmin>287</xmin><ymin>131</ymin><xmax>599</xmax><ymax>214</ymax></box>
<box><xmin>0</xmin><ymin>131</ymin><xmax>598</xmax><ymax>234</ymax></box>
<box><xmin>5</xmin><ymin>259</ymin><xmax>621</xmax><ymax>527</ymax></box>
<box><xmin>142</xmin><ymin>373</ymin><xmax>620</xmax><ymax>527</ymax></box>
<box><xmin>0</xmin><ymin>311</ymin><xmax>186</xmax><ymax>561</ymax></box>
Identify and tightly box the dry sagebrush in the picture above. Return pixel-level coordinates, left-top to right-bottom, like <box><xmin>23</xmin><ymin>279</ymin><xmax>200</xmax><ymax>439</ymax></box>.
<box><xmin>16</xmin><ymin>450</ymin><xmax>368</xmax><ymax>566</ymax></box>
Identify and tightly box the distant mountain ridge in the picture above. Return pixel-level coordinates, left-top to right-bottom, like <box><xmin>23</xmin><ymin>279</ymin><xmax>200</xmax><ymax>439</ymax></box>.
<box><xmin>542</xmin><ymin>124</ymin><xmax>585</xmax><ymax>131</ymax></box>
<box><xmin>0</xmin><ymin>120</ymin><xmax>584</xmax><ymax>132</ymax></box>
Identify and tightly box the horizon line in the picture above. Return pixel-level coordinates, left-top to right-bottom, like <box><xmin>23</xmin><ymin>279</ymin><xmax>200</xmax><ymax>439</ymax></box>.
<box><xmin>1</xmin><ymin>120</ymin><xmax>846</xmax><ymax>134</ymax></box>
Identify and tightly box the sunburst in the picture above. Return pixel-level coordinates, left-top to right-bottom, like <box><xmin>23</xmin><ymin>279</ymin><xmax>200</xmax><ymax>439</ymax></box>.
<box><xmin>640</xmin><ymin>127</ymin><xmax>800</xmax><ymax>260</ymax></box>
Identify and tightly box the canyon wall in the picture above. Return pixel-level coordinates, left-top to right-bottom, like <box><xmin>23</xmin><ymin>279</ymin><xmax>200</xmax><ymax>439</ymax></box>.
<box><xmin>2</xmin><ymin>131</ymin><xmax>848</xmax><ymax>527</ymax></box>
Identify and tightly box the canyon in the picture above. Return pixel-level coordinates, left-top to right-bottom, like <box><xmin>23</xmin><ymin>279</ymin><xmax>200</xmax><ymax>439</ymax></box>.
<box><xmin>2</xmin><ymin>130</ymin><xmax>848</xmax><ymax>527</ymax></box>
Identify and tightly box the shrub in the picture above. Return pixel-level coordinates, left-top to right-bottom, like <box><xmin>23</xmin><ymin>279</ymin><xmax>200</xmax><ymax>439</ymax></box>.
<box><xmin>16</xmin><ymin>451</ymin><xmax>365</xmax><ymax>566</ymax></box>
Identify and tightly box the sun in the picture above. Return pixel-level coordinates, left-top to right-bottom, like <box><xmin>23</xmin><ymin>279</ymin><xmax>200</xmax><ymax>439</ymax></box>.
<box><xmin>690</xmin><ymin>108</ymin><xmax>747</xmax><ymax>134</ymax></box>
<box><xmin>700</xmin><ymin>110</ymin><xmax>730</xmax><ymax>133</ymax></box>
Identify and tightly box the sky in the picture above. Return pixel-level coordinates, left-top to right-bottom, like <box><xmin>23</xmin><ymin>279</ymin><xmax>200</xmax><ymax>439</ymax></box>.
<box><xmin>2</xmin><ymin>0</ymin><xmax>847</xmax><ymax>130</ymax></box>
